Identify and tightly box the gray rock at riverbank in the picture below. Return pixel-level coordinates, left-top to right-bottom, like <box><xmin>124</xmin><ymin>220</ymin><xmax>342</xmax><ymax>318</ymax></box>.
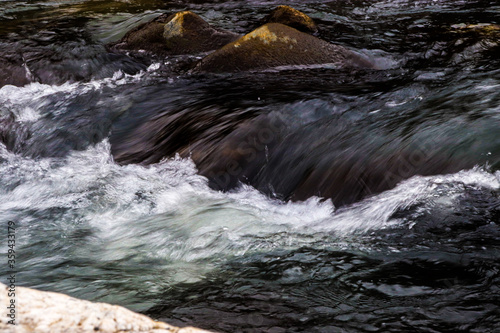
<box><xmin>0</xmin><ymin>282</ymin><xmax>213</xmax><ymax>333</ymax></box>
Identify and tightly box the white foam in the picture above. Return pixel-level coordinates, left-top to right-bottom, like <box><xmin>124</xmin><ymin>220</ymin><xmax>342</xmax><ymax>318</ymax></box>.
<box><xmin>1</xmin><ymin>138</ymin><xmax>498</xmax><ymax>287</ymax></box>
<box><xmin>1</xmin><ymin>138</ymin><xmax>497</xmax><ymax>248</ymax></box>
<box><xmin>0</xmin><ymin>69</ymin><xmax>150</xmax><ymax>122</ymax></box>
<box><xmin>356</xmin><ymin>0</ymin><xmax>468</xmax><ymax>16</ymax></box>
<box><xmin>311</xmin><ymin>167</ymin><xmax>499</xmax><ymax>234</ymax></box>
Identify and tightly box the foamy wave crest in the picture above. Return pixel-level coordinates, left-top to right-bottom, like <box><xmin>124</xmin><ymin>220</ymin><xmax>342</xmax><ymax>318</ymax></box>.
<box><xmin>0</xmin><ymin>67</ymin><xmax>158</xmax><ymax>122</ymax></box>
<box><xmin>311</xmin><ymin>167</ymin><xmax>500</xmax><ymax>234</ymax></box>
<box><xmin>1</xmin><ymin>139</ymin><xmax>498</xmax><ymax>301</ymax></box>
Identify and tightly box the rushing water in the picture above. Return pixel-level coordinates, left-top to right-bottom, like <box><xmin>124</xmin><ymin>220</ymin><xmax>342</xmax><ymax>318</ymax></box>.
<box><xmin>1</xmin><ymin>0</ymin><xmax>500</xmax><ymax>332</ymax></box>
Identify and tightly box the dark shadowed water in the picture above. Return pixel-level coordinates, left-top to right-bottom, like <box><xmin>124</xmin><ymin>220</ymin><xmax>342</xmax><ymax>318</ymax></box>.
<box><xmin>1</xmin><ymin>0</ymin><xmax>499</xmax><ymax>332</ymax></box>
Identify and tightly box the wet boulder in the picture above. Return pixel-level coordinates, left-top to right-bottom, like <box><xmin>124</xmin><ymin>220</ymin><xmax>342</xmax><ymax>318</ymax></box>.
<box><xmin>0</xmin><ymin>60</ymin><xmax>29</xmax><ymax>88</ymax></box>
<box><xmin>194</xmin><ymin>23</ymin><xmax>374</xmax><ymax>72</ymax></box>
<box><xmin>0</xmin><ymin>49</ymin><xmax>30</xmax><ymax>88</ymax></box>
<box><xmin>108</xmin><ymin>13</ymin><xmax>172</xmax><ymax>55</ymax></box>
<box><xmin>446</xmin><ymin>23</ymin><xmax>500</xmax><ymax>64</ymax></box>
<box><xmin>448</xmin><ymin>23</ymin><xmax>500</xmax><ymax>48</ymax></box>
<box><xmin>110</xmin><ymin>11</ymin><xmax>240</xmax><ymax>55</ymax></box>
<box><xmin>0</xmin><ymin>38</ymin><xmax>147</xmax><ymax>89</ymax></box>
<box><xmin>450</xmin><ymin>23</ymin><xmax>500</xmax><ymax>36</ymax></box>
<box><xmin>263</xmin><ymin>5</ymin><xmax>317</xmax><ymax>34</ymax></box>
<box><xmin>162</xmin><ymin>11</ymin><xmax>240</xmax><ymax>54</ymax></box>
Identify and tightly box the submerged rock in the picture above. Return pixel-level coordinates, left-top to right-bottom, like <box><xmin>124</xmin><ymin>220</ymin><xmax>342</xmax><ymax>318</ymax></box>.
<box><xmin>446</xmin><ymin>23</ymin><xmax>500</xmax><ymax>64</ymax></box>
<box><xmin>194</xmin><ymin>23</ymin><xmax>374</xmax><ymax>72</ymax></box>
<box><xmin>163</xmin><ymin>11</ymin><xmax>240</xmax><ymax>54</ymax></box>
<box><xmin>0</xmin><ymin>49</ymin><xmax>31</xmax><ymax>87</ymax></box>
<box><xmin>111</xmin><ymin>11</ymin><xmax>239</xmax><ymax>55</ymax></box>
<box><xmin>450</xmin><ymin>23</ymin><xmax>500</xmax><ymax>35</ymax></box>
<box><xmin>263</xmin><ymin>5</ymin><xmax>318</xmax><ymax>34</ymax></box>
<box><xmin>108</xmin><ymin>13</ymin><xmax>172</xmax><ymax>55</ymax></box>
<box><xmin>0</xmin><ymin>40</ymin><xmax>146</xmax><ymax>89</ymax></box>
<box><xmin>0</xmin><ymin>61</ymin><xmax>29</xmax><ymax>88</ymax></box>
<box><xmin>448</xmin><ymin>23</ymin><xmax>500</xmax><ymax>47</ymax></box>
<box><xmin>0</xmin><ymin>282</ymin><xmax>212</xmax><ymax>333</ymax></box>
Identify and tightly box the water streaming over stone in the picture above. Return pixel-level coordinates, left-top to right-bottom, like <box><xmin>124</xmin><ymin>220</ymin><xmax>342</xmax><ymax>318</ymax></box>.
<box><xmin>1</xmin><ymin>1</ymin><xmax>499</xmax><ymax>332</ymax></box>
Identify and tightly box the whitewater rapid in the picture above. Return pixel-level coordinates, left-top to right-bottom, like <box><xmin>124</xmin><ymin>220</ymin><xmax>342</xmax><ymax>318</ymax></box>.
<box><xmin>1</xmin><ymin>76</ymin><xmax>499</xmax><ymax>261</ymax></box>
<box><xmin>0</xmin><ymin>63</ymin><xmax>498</xmax><ymax>315</ymax></box>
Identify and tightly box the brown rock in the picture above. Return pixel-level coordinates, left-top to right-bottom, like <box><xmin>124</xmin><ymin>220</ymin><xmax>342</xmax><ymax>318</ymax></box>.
<box><xmin>194</xmin><ymin>23</ymin><xmax>374</xmax><ymax>72</ymax></box>
<box><xmin>162</xmin><ymin>11</ymin><xmax>239</xmax><ymax>54</ymax></box>
<box><xmin>111</xmin><ymin>11</ymin><xmax>239</xmax><ymax>55</ymax></box>
<box><xmin>110</xmin><ymin>13</ymin><xmax>173</xmax><ymax>55</ymax></box>
<box><xmin>264</xmin><ymin>5</ymin><xmax>317</xmax><ymax>34</ymax></box>
<box><xmin>450</xmin><ymin>23</ymin><xmax>500</xmax><ymax>35</ymax></box>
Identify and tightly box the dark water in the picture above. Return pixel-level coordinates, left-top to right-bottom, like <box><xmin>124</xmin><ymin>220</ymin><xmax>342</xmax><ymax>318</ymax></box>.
<box><xmin>1</xmin><ymin>0</ymin><xmax>499</xmax><ymax>332</ymax></box>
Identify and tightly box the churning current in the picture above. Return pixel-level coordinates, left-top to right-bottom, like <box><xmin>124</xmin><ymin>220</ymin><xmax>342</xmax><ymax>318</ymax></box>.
<box><xmin>1</xmin><ymin>0</ymin><xmax>499</xmax><ymax>332</ymax></box>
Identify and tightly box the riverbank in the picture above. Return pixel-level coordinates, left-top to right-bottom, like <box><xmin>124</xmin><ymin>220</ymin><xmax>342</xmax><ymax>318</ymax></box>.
<box><xmin>0</xmin><ymin>283</ymin><xmax>212</xmax><ymax>333</ymax></box>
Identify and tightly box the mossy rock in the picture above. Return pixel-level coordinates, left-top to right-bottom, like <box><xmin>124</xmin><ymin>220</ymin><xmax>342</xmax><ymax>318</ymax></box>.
<box><xmin>194</xmin><ymin>23</ymin><xmax>374</xmax><ymax>73</ymax></box>
<box><xmin>162</xmin><ymin>11</ymin><xmax>240</xmax><ymax>54</ymax></box>
<box><xmin>110</xmin><ymin>13</ymin><xmax>172</xmax><ymax>55</ymax></box>
<box><xmin>110</xmin><ymin>11</ymin><xmax>239</xmax><ymax>55</ymax></box>
<box><xmin>448</xmin><ymin>23</ymin><xmax>500</xmax><ymax>45</ymax></box>
<box><xmin>264</xmin><ymin>5</ymin><xmax>317</xmax><ymax>34</ymax></box>
<box><xmin>446</xmin><ymin>23</ymin><xmax>499</xmax><ymax>59</ymax></box>
<box><xmin>450</xmin><ymin>23</ymin><xmax>500</xmax><ymax>36</ymax></box>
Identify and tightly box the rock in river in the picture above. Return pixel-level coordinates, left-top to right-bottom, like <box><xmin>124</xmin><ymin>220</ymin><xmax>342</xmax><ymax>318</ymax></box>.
<box><xmin>110</xmin><ymin>11</ymin><xmax>239</xmax><ymax>55</ymax></box>
<box><xmin>263</xmin><ymin>5</ymin><xmax>318</xmax><ymax>34</ymax></box>
<box><xmin>194</xmin><ymin>23</ymin><xmax>374</xmax><ymax>72</ymax></box>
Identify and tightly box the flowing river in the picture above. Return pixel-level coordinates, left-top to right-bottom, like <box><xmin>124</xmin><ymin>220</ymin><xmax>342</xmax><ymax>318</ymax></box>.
<box><xmin>1</xmin><ymin>0</ymin><xmax>499</xmax><ymax>332</ymax></box>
